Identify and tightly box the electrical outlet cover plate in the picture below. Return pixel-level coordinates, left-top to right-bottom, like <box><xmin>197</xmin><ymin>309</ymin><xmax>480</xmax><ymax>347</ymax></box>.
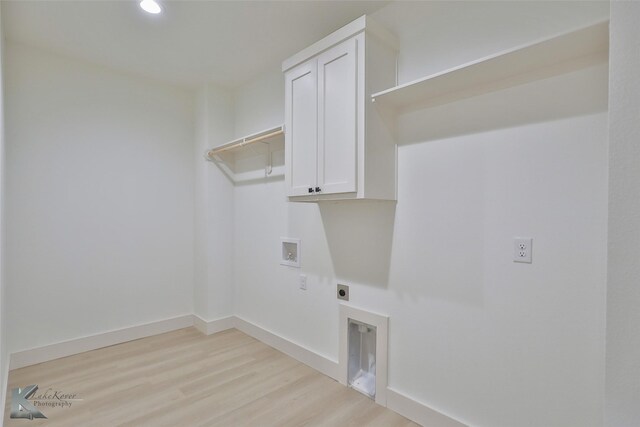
<box><xmin>337</xmin><ymin>284</ymin><xmax>349</xmax><ymax>301</ymax></box>
<box><xmin>514</xmin><ymin>237</ymin><xmax>533</xmax><ymax>263</ymax></box>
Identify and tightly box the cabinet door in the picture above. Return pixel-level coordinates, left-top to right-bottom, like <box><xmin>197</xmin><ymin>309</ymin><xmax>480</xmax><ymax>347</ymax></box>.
<box><xmin>317</xmin><ymin>37</ymin><xmax>358</xmax><ymax>195</ymax></box>
<box><xmin>285</xmin><ymin>60</ymin><xmax>318</xmax><ymax>197</ymax></box>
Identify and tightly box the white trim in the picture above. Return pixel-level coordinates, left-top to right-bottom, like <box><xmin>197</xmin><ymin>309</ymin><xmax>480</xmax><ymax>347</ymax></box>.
<box><xmin>283</xmin><ymin>15</ymin><xmax>365</xmax><ymax>72</ymax></box>
<box><xmin>193</xmin><ymin>314</ymin><xmax>208</xmax><ymax>334</ymax></box>
<box><xmin>339</xmin><ymin>303</ymin><xmax>389</xmax><ymax>406</ymax></box>
<box><xmin>234</xmin><ymin>316</ymin><xmax>339</xmax><ymax>381</ymax></box>
<box><xmin>282</xmin><ymin>15</ymin><xmax>398</xmax><ymax>72</ymax></box>
<box><xmin>192</xmin><ymin>315</ymin><xmax>235</xmax><ymax>335</ymax></box>
<box><xmin>9</xmin><ymin>314</ymin><xmax>193</xmax><ymax>370</ymax></box>
<box><xmin>386</xmin><ymin>387</ymin><xmax>468</xmax><ymax>427</ymax></box>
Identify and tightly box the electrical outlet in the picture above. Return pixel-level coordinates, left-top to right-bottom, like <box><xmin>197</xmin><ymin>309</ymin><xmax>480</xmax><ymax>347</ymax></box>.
<box><xmin>299</xmin><ymin>274</ymin><xmax>307</xmax><ymax>290</ymax></box>
<box><xmin>513</xmin><ymin>237</ymin><xmax>533</xmax><ymax>263</ymax></box>
<box><xmin>337</xmin><ymin>284</ymin><xmax>349</xmax><ymax>301</ymax></box>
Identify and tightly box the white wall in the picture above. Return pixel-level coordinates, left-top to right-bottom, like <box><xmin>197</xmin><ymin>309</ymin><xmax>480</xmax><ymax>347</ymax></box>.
<box><xmin>375</xmin><ymin>1</ymin><xmax>610</xmax><ymax>87</ymax></box>
<box><xmin>4</xmin><ymin>42</ymin><xmax>195</xmax><ymax>354</ymax></box>
<box><xmin>606</xmin><ymin>2</ymin><xmax>640</xmax><ymax>426</ymax></box>
<box><xmin>194</xmin><ymin>83</ymin><xmax>235</xmax><ymax>322</ymax></box>
<box><xmin>0</xmin><ymin>3</ymin><xmax>8</xmax><ymax>419</ymax></box>
<box><xmin>234</xmin><ymin>70</ymin><xmax>284</xmax><ymax>138</ymax></box>
<box><xmin>0</xmin><ymin>2</ymin><xmax>616</xmax><ymax>426</ymax></box>
<box><xmin>229</xmin><ymin>2</ymin><xmax>609</xmax><ymax>426</ymax></box>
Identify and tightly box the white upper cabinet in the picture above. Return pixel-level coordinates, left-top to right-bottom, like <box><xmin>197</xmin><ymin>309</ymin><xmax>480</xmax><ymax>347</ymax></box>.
<box><xmin>283</xmin><ymin>16</ymin><xmax>398</xmax><ymax>201</ymax></box>
<box><xmin>317</xmin><ymin>37</ymin><xmax>358</xmax><ymax>195</ymax></box>
<box><xmin>285</xmin><ymin>60</ymin><xmax>318</xmax><ymax>197</ymax></box>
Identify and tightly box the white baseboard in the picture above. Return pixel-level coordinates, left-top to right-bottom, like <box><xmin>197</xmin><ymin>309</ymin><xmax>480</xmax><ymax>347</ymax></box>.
<box><xmin>234</xmin><ymin>316</ymin><xmax>340</xmax><ymax>381</ymax></box>
<box><xmin>386</xmin><ymin>387</ymin><xmax>467</xmax><ymax>427</ymax></box>
<box><xmin>192</xmin><ymin>315</ymin><xmax>235</xmax><ymax>335</ymax></box>
<box><xmin>7</xmin><ymin>314</ymin><xmax>466</xmax><ymax>427</ymax></box>
<box><xmin>234</xmin><ymin>317</ymin><xmax>465</xmax><ymax>426</ymax></box>
<box><xmin>9</xmin><ymin>314</ymin><xmax>194</xmax><ymax>370</ymax></box>
<box><xmin>193</xmin><ymin>314</ymin><xmax>208</xmax><ymax>334</ymax></box>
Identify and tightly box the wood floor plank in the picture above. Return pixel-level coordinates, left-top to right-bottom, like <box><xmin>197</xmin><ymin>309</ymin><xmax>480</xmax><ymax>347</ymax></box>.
<box><xmin>4</xmin><ymin>328</ymin><xmax>419</xmax><ymax>426</ymax></box>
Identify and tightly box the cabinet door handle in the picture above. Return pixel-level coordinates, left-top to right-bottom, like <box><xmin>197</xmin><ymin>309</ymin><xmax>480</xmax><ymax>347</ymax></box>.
<box><xmin>315</xmin><ymin>187</ymin><xmax>322</xmax><ymax>193</ymax></box>
<box><xmin>308</xmin><ymin>187</ymin><xmax>314</xmax><ymax>193</ymax></box>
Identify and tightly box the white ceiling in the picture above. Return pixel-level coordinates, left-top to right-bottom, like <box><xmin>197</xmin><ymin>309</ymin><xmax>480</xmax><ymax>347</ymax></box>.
<box><xmin>2</xmin><ymin>0</ymin><xmax>388</xmax><ymax>89</ymax></box>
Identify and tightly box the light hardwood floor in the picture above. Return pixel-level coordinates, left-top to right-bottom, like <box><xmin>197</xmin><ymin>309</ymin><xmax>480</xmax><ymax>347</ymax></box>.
<box><xmin>4</xmin><ymin>328</ymin><xmax>419</xmax><ymax>426</ymax></box>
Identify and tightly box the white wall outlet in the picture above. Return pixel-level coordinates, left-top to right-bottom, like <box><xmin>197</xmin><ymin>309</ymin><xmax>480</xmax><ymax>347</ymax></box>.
<box><xmin>299</xmin><ymin>274</ymin><xmax>307</xmax><ymax>290</ymax></box>
<box><xmin>514</xmin><ymin>237</ymin><xmax>533</xmax><ymax>263</ymax></box>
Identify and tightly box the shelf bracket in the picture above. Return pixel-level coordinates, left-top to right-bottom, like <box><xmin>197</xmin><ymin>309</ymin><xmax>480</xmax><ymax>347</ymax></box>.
<box><xmin>203</xmin><ymin>124</ymin><xmax>285</xmax><ymax>183</ymax></box>
<box><xmin>264</xmin><ymin>141</ymin><xmax>273</xmax><ymax>176</ymax></box>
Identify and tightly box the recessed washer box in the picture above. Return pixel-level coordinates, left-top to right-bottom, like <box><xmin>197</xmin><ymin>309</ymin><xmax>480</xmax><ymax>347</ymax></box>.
<box><xmin>339</xmin><ymin>304</ymin><xmax>389</xmax><ymax>406</ymax></box>
<box><xmin>348</xmin><ymin>319</ymin><xmax>377</xmax><ymax>399</ymax></box>
<box><xmin>280</xmin><ymin>238</ymin><xmax>301</xmax><ymax>267</ymax></box>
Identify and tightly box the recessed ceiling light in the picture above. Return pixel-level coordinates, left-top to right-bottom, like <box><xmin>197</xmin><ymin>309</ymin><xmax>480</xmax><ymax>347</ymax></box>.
<box><xmin>140</xmin><ymin>0</ymin><xmax>162</xmax><ymax>14</ymax></box>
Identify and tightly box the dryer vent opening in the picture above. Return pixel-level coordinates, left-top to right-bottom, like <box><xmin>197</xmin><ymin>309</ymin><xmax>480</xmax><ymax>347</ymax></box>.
<box><xmin>347</xmin><ymin>319</ymin><xmax>377</xmax><ymax>399</ymax></box>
